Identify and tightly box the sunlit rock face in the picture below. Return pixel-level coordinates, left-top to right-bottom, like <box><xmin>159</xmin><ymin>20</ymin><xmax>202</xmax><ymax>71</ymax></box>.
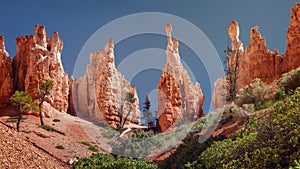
<box><xmin>158</xmin><ymin>24</ymin><xmax>204</xmax><ymax>132</ymax></box>
<box><xmin>212</xmin><ymin>3</ymin><xmax>300</xmax><ymax>109</ymax></box>
<box><xmin>212</xmin><ymin>76</ymin><xmax>227</xmax><ymax>109</ymax></box>
<box><xmin>230</xmin><ymin>3</ymin><xmax>300</xmax><ymax>89</ymax></box>
<box><xmin>0</xmin><ymin>36</ymin><xmax>13</xmax><ymax>108</ymax></box>
<box><xmin>12</xmin><ymin>25</ymin><xmax>69</xmax><ymax>112</ymax></box>
<box><xmin>228</xmin><ymin>21</ymin><xmax>281</xmax><ymax>90</ymax></box>
<box><xmin>282</xmin><ymin>2</ymin><xmax>300</xmax><ymax>73</ymax></box>
<box><xmin>72</xmin><ymin>39</ymin><xmax>140</xmax><ymax>127</ymax></box>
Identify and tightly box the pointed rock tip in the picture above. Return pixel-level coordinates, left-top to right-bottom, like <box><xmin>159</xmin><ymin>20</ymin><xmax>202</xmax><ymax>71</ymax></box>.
<box><xmin>165</xmin><ymin>23</ymin><xmax>172</xmax><ymax>36</ymax></box>
<box><xmin>228</xmin><ymin>20</ymin><xmax>240</xmax><ymax>40</ymax></box>
<box><xmin>35</xmin><ymin>24</ymin><xmax>46</xmax><ymax>35</ymax></box>
<box><xmin>251</xmin><ymin>26</ymin><xmax>259</xmax><ymax>32</ymax></box>
<box><xmin>53</xmin><ymin>32</ymin><xmax>59</xmax><ymax>38</ymax></box>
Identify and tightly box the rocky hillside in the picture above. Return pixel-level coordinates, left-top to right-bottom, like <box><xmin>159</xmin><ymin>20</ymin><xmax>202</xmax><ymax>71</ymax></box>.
<box><xmin>0</xmin><ymin>121</ymin><xmax>68</xmax><ymax>168</ymax></box>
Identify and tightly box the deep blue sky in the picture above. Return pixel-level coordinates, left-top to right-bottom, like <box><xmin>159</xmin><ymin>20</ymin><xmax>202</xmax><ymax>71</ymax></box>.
<box><xmin>0</xmin><ymin>0</ymin><xmax>298</xmax><ymax>113</ymax></box>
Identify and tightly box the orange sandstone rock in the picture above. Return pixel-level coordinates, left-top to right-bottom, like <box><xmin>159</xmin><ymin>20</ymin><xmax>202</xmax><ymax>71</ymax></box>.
<box><xmin>158</xmin><ymin>24</ymin><xmax>204</xmax><ymax>132</ymax></box>
<box><xmin>12</xmin><ymin>25</ymin><xmax>69</xmax><ymax>113</ymax></box>
<box><xmin>0</xmin><ymin>36</ymin><xmax>13</xmax><ymax>108</ymax></box>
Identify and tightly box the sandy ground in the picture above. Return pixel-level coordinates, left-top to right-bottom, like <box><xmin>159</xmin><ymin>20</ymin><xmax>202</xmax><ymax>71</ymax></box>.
<box><xmin>0</xmin><ymin>111</ymin><xmax>115</xmax><ymax>168</ymax></box>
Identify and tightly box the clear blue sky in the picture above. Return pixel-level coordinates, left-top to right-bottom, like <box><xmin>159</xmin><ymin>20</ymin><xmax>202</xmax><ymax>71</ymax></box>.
<box><xmin>0</xmin><ymin>0</ymin><xmax>298</xmax><ymax>113</ymax></box>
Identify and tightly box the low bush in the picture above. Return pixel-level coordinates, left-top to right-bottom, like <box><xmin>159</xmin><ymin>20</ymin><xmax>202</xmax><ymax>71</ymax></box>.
<box><xmin>277</xmin><ymin>67</ymin><xmax>300</xmax><ymax>90</ymax></box>
<box><xmin>55</xmin><ymin>145</ymin><xmax>64</xmax><ymax>149</ymax></box>
<box><xmin>40</xmin><ymin>125</ymin><xmax>53</xmax><ymax>131</ymax></box>
<box><xmin>71</xmin><ymin>153</ymin><xmax>158</xmax><ymax>169</ymax></box>
<box><xmin>80</xmin><ymin>142</ymin><xmax>98</xmax><ymax>152</ymax></box>
<box><xmin>52</xmin><ymin>119</ymin><xmax>60</xmax><ymax>122</ymax></box>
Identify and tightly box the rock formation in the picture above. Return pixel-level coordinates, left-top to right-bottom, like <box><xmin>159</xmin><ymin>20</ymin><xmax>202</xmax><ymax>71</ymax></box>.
<box><xmin>282</xmin><ymin>2</ymin><xmax>300</xmax><ymax>73</ymax></box>
<box><xmin>12</xmin><ymin>25</ymin><xmax>69</xmax><ymax>112</ymax></box>
<box><xmin>212</xmin><ymin>76</ymin><xmax>227</xmax><ymax>109</ymax></box>
<box><xmin>0</xmin><ymin>36</ymin><xmax>14</xmax><ymax>108</ymax></box>
<box><xmin>67</xmin><ymin>77</ymin><xmax>76</xmax><ymax>115</ymax></box>
<box><xmin>213</xmin><ymin>3</ymin><xmax>300</xmax><ymax>109</ymax></box>
<box><xmin>226</xmin><ymin>20</ymin><xmax>281</xmax><ymax>90</ymax></box>
<box><xmin>72</xmin><ymin>39</ymin><xmax>140</xmax><ymax>127</ymax></box>
<box><xmin>158</xmin><ymin>24</ymin><xmax>204</xmax><ymax>132</ymax></box>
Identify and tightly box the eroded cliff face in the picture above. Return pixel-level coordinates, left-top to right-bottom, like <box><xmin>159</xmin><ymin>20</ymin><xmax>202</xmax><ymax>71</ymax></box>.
<box><xmin>213</xmin><ymin>3</ymin><xmax>300</xmax><ymax>109</ymax></box>
<box><xmin>158</xmin><ymin>24</ymin><xmax>204</xmax><ymax>132</ymax></box>
<box><xmin>212</xmin><ymin>76</ymin><xmax>227</xmax><ymax>109</ymax></box>
<box><xmin>0</xmin><ymin>36</ymin><xmax>13</xmax><ymax>108</ymax></box>
<box><xmin>13</xmin><ymin>25</ymin><xmax>69</xmax><ymax>112</ymax></box>
<box><xmin>72</xmin><ymin>39</ymin><xmax>140</xmax><ymax>127</ymax></box>
<box><xmin>282</xmin><ymin>2</ymin><xmax>300</xmax><ymax>73</ymax></box>
<box><xmin>67</xmin><ymin>77</ymin><xmax>76</xmax><ymax>115</ymax></box>
<box><xmin>236</xmin><ymin>25</ymin><xmax>281</xmax><ymax>89</ymax></box>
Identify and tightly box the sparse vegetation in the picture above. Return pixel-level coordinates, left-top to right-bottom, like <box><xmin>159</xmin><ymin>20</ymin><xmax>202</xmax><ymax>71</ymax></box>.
<box><xmin>71</xmin><ymin>153</ymin><xmax>158</xmax><ymax>169</ymax></box>
<box><xmin>55</xmin><ymin>145</ymin><xmax>64</xmax><ymax>150</ymax></box>
<box><xmin>7</xmin><ymin>116</ymin><xmax>27</xmax><ymax>122</ymax></box>
<box><xmin>277</xmin><ymin>67</ymin><xmax>300</xmax><ymax>90</ymax></box>
<box><xmin>116</xmin><ymin>91</ymin><xmax>137</xmax><ymax>133</ymax></box>
<box><xmin>236</xmin><ymin>78</ymin><xmax>270</xmax><ymax>110</ymax></box>
<box><xmin>40</xmin><ymin>125</ymin><xmax>54</xmax><ymax>131</ymax></box>
<box><xmin>10</xmin><ymin>91</ymin><xmax>39</xmax><ymax>131</ymax></box>
<box><xmin>52</xmin><ymin>119</ymin><xmax>60</xmax><ymax>122</ymax></box>
<box><xmin>181</xmin><ymin>87</ymin><xmax>300</xmax><ymax>169</ymax></box>
<box><xmin>111</xmin><ymin>129</ymin><xmax>155</xmax><ymax>158</ymax></box>
<box><xmin>80</xmin><ymin>141</ymin><xmax>98</xmax><ymax>152</ymax></box>
<box><xmin>275</xmin><ymin>87</ymin><xmax>287</xmax><ymax>100</ymax></box>
<box><xmin>35</xmin><ymin>79</ymin><xmax>54</xmax><ymax>126</ymax></box>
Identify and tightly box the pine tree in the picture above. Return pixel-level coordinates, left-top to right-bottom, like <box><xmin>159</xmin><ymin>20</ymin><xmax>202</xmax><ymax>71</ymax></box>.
<box><xmin>35</xmin><ymin>79</ymin><xmax>54</xmax><ymax>126</ymax></box>
<box><xmin>10</xmin><ymin>91</ymin><xmax>39</xmax><ymax>131</ymax></box>
<box><xmin>143</xmin><ymin>94</ymin><xmax>154</xmax><ymax>128</ymax></box>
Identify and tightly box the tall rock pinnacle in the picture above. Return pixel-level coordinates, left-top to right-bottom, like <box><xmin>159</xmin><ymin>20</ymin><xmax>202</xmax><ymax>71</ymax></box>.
<box><xmin>72</xmin><ymin>39</ymin><xmax>140</xmax><ymax>127</ymax></box>
<box><xmin>12</xmin><ymin>25</ymin><xmax>69</xmax><ymax>113</ymax></box>
<box><xmin>158</xmin><ymin>24</ymin><xmax>204</xmax><ymax>132</ymax></box>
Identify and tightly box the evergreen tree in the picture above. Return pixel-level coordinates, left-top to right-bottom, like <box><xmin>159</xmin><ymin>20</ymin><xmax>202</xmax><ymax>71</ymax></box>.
<box><xmin>35</xmin><ymin>79</ymin><xmax>54</xmax><ymax>126</ymax></box>
<box><xmin>10</xmin><ymin>91</ymin><xmax>38</xmax><ymax>131</ymax></box>
<box><xmin>142</xmin><ymin>94</ymin><xmax>154</xmax><ymax>128</ymax></box>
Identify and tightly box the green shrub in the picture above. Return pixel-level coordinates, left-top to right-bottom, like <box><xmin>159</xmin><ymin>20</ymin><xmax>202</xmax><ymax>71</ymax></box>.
<box><xmin>289</xmin><ymin>159</ymin><xmax>300</xmax><ymax>169</ymax></box>
<box><xmin>277</xmin><ymin>67</ymin><xmax>300</xmax><ymax>90</ymax></box>
<box><xmin>55</xmin><ymin>145</ymin><xmax>64</xmax><ymax>149</ymax></box>
<box><xmin>236</xmin><ymin>78</ymin><xmax>269</xmax><ymax>107</ymax></box>
<box><xmin>254</xmin><ymin>100</ymin><xmax>275</xmax><ymax>111</ymax></box>
<box><xmin>88</xmin><ymin>146</ymin><xmax>98</xmax><ymax>152</ymax></box>
<box><xmin>242</xmin><ymin>104</ymin><xmax>255</xmax><ymax>113</ymax></box>
<box><xmin>275</xmin><ymin>87</ymin><xmax>286</xmax><ymax>100</ymax></box>
<box><xmin>52</xmin><ymin>119</ymin><xmax>60</xmax><ymax>122</ymax></box>
<box><xmin>111</xmin><ymin>130</ymin><xmax>156</xmax><ymax>158</ymax></box>
<box><xmin>80</xmin><ymin>141</ymin><xmax>98</xmax><ymax>152</ymax></box>
<box><xmin>80</xmin><ymin>141</ymin><xmax>90</xmax><ymax>146</ymax></box>
<box><xmin>71</xmin><ymin>153</ymin><xmax>158</xmax><ymax>169</ymax></box>
<box><xmin>7</xmin><ymin>116</ymin><xmax>27</xmax><ymax>122</ymax></box>
<box><xmin>40</xmin><ymin>125</ymin><xmax>53</xmax><ymax>131</ymax></box>
<box><xmin>184</xmin><ymin>88</ymin><xmax>300</xmax><ymax>169</ymax></box>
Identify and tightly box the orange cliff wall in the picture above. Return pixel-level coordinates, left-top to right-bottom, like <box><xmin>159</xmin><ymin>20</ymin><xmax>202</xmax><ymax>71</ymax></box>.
<box><xmin>0</xmin><ymin>36</ymin><xmax>14</xmax><ymax>108</ymax></box>
<box><xmin>213</xmin><ymin>3</ymin><xmax>300</xmax><ymax>109</ymax></box>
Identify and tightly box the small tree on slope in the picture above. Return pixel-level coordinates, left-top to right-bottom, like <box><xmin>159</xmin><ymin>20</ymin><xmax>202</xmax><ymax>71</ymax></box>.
<box><xmin>10</xmin><ymin>91</ymin><xmax>38</xmax><ymax>131</ymax></box>
<box><xmin>35</xmin><ymin>79</ymin><xmax>54</xmax><ymax>126</ymax></box>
